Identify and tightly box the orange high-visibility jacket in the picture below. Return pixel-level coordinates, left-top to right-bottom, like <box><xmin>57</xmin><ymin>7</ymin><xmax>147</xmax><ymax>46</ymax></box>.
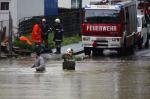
<box><xmin>31</xmin><ymin>24</ymin><xmax>42</xmax><ymax>43</ymax></box>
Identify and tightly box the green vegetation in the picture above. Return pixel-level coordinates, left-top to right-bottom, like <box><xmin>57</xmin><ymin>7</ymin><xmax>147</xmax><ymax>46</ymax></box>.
<box><xmin>13</xmin><ymin>33</ymin><xmax>81</xmax><ymax>51</ymax></box>
<box><xmin>48</xmin><ymin>33</ymin><xmax>81</xmax><ymax>48</ymax></box>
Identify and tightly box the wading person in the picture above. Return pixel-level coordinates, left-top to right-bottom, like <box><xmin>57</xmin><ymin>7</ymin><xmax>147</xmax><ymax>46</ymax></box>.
<box><xmin>53</xmin><ymin>18</ymin><xmax>64</xmax><ymax>54</ymax></box>
<box><xmin>62</xmin><ymin>48</ymin><xmax>75</xmax><ymax>70</ymax></box>
<box><xmin>31</xmin><ymin>52</ymin><xmax>46</xmax><ymax>72</ymax></box>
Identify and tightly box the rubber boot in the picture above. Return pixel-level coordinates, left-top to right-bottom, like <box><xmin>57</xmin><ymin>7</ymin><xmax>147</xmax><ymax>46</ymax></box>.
<box><xmin>58</xmin><ymin>47</ymin><xmax>61</xmax><ymax>54</ymax></box>
<box><xmin>55</xmin><ymin>47</ymin><xmax>61</xmax><ymax>54</ymax></box>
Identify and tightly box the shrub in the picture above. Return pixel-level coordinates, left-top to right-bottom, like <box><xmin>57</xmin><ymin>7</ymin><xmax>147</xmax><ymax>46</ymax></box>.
<box><xmin>13</xmin><ymin>33</ymin><xmax>81</xmax><ymax>51</ymax></box>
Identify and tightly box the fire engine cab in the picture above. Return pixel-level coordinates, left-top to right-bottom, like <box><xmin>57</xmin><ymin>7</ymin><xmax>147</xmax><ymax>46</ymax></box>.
<box><xmin>82</xmin><ymin>1</ymin><xmax>137</xmax><ymax>55</ymax></box>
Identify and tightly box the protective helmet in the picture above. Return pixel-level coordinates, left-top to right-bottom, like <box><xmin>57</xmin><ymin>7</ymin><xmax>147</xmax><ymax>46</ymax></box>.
<box><xmin>67</xmin><ymin>48</ymin><xmax>73</xmax><ymax>54</ymax></box>
<box><xmin>42</xmin><ymin>18</ymin><xmax>46</xmax><ymax>22</ymax></box>
<box><xmin>54</xmin><ymin>18</ymin><xmax>60</xmax><ymax>23</ymax></box>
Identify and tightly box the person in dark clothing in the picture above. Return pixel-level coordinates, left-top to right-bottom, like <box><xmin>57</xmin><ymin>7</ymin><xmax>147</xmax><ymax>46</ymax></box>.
<box><xmin>41</xmin><ymin>18</ymin><xmax>50</xmax><ymax>47</ymax></box>
<box><xmin>53</xmin><ymin>18</ymin><xmax>64</xmax><ymax>54</ymax></box>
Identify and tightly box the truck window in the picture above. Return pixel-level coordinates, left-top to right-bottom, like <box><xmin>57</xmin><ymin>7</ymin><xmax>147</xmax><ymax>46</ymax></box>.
<box><xmin>84</xmin><ymin>9</ymin><xmax>120</xmax><ymax>24</ymax></box>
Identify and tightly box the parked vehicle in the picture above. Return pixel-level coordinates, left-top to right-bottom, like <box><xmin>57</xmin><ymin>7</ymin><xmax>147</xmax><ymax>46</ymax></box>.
<box><xmin>82</xmin><ymin>1</ymin><xmax>137</xmax><ymax>55</ymax></box>
<box><xmin>136</xmin><ymin>14</ymin><xmax>149</xmax><ymax>49</ymax></box>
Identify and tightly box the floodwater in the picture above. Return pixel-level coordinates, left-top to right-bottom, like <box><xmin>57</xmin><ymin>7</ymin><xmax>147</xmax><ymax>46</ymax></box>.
<box><xmin>0</xmin><ymin>52</ymin><xmax>150</xmax><ymax>99</ymax></box>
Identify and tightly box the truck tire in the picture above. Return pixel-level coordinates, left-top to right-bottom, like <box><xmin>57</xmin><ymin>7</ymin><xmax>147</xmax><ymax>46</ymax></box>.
<box><xmin>92</xmin><ymin>48</ymin><xmax>103</xmax><ymax>56</ymax></box>
<box><xmin>84</xmin><ymin>47</ymin><xmax>91</xmax><ymax>55</ymax></box>
<box><xmin>117</xmin><ymin>48</ymin><xmax>124</xmax><ymax>56</ymax></box>
<box><xmin>137</xmin><ymin>37</ymin><xmax>143</xmax><ymax>49</ymax></box>
<box><xmin>128</xmin><ymin>45</ymin><xmax>135</xmax><ymax>55</ymax></box>
<box><xmin>144</xmin><ymin>35</ymin><xmax>149</xmax><ymax>48</ymax></box>
<box><xmin>118</xmin><ymin>38</ymin><xmax>127</xmax><ymax>56</ymax></box>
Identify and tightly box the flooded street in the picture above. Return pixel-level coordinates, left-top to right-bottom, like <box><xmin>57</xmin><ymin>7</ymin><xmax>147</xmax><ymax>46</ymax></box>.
<box><xmin>0</xmin><ymin>50</ymin><xmax>150</xmax><ymax>99</ymax></box>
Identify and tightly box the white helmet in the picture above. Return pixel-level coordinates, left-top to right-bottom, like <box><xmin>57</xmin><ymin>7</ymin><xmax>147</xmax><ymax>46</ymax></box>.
<box><xmin>67</xmin><ymin>48</ymin><xmax>73</xmax><ymax>54</ymax></box>
<box><xmin>55</xmin><ymin>18</ymin><xmax>60</xmax><ymax>23</ymax></box>
<box><xmin>42</xmin><ymin>18</ymin><xmax>46</xmax><ymax>22</ymax></box>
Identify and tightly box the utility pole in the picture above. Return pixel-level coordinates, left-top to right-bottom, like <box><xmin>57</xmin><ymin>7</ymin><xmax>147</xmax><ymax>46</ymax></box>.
<box><xmin>79</xmin><ymin>0</ymin><xmax>82</xmax><ymax>35</ymax></box>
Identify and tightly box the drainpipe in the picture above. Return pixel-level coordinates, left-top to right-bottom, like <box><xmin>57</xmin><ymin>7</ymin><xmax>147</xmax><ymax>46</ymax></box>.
<box><xmin>9</xmin><ymin>11</ymin><xmax>13</xmax><ymax>56</ymax></box>
<box><xmin>79</xmin><ymin>0</ymin><xmax>82</xmax><ymax>36</ymax></box>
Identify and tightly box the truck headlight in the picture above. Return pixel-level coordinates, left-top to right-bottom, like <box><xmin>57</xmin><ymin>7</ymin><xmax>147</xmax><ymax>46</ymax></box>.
<box><xmin>112</xmin><ymin>38</ymin><xmax>120</xmax><ymax>41</ymax></box>
<box><xmin>82</xmin><ymin>37</ymin><xmax>90</xmax><ymax>41</ymax></box>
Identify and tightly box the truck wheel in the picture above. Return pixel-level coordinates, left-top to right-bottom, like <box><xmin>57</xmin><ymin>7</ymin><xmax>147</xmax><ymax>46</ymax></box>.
<box><xmin>117</xmin><ymin>48</ymin><xmax>124</xmax><ymax>56</ymax></box>
<box><xmin>128</xmin><ymin>45</ymin><xmax>135</xmax><ymax>55</ymax></box>
<box><xmin>84</xmin><ymin>47</ymin><xmax>91</xmax><ymax>55</ymax></box>
<box><xmin>92</xmin><ymin>48</ymin><xmax>103</xmax><ymax>56</ymax></box>
<box><xmin>92</xmin><ymin>48</ymin><xmax>97</xmax><ymax>56</ymax></box>
<box><xmin>137</xmin><ymin>37</ymin><xmax>143</xmax><ymax>49</ymax></box>
<box><xmin>145</xmin><ymin>36</ymin><xmax>149</xmax><ymax>48</ymax></box>
<box><xmin>118</xmin><ymin>38</ymin><xmax>127</xmax><ymax>56</ymax></box>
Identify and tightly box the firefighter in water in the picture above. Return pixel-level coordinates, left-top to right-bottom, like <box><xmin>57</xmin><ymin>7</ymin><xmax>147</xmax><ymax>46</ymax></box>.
<box><xmin>62</xmin><ymin>48</ymin><xmax>74</xmax><ymax>61</ymax></box>
<box><xmin>53</xmin><ymin>18</ymin><xmax>64</xmax><ymax>54</ymax></box>
<box><xmin>62</xmin><ymin>48</ymin><xmax>76</xmax><ymax>70</ymax></box>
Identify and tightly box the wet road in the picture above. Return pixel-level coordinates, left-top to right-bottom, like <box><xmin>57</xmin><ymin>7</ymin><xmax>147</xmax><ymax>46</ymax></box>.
<box><xmin>0</xmin><ymin>50</ymin><xmax>150</xmax><ymax>99</ymax></box>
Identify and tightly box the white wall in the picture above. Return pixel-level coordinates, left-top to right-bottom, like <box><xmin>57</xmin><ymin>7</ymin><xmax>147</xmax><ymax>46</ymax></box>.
<box><xmin>0</xmin><ymin>0</ymin><xmax>45</xmax><ymax>32</ymax></box>
<box><xmin>10</xmin><ymin>0</ymin><xmax>44</xmax><ymax>32</ymax></box>
<box><xmin>17</xmin><ymin>0</ymin><xmax>44</xmax><ymax>22</ymax></box>
<box><xmin>58</xmin><ymin>0</ymin><xmax>71</xmax><ymax>8</ymax></box>
<box><xmin>58</xmin><ymin>0</ymin><xmax>91</xmax><ymax>8</ymax></box>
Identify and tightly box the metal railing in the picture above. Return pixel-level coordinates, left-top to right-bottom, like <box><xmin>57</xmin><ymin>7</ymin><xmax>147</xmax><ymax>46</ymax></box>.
<box><xmin>18</xmin><ymin>9</ymin><xmax>82</xmax><ymax>37</ymax></box>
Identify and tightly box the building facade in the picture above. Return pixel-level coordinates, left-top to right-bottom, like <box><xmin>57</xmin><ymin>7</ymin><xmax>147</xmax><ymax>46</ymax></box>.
<box><xmin>0</xmin><ymin>0</ymin><xmax>58</xmax><ymax>32</ymax></box>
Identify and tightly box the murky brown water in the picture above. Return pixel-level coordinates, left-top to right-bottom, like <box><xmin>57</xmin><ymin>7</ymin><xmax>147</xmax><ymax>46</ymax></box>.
<box><xmin>0</xmin><ymin>55</ymin><xmax>150</xmax><ymax>99</ymax></box>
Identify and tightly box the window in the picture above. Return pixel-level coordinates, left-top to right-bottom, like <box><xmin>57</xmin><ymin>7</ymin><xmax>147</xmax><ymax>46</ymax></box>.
<box><xmin>84</xmin><ymin>9</ymin><xmax>120</xmax><ymax>23</ymax></box>
<box><xmin>71</xmin><ymin>0</ymin><xmax>79</xmax><ymax>8</ymax></box>
<box><xmin>1</xmin><ymin>2</ymin><xmax>9</xmax><ymax>10</ymax></box>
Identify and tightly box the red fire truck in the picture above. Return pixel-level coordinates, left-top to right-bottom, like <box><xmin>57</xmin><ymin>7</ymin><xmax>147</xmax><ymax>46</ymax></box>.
<box><xmin>82</xmin><ymin>1</ymin><xmax>137</xmax><ymax>55</ymax></box>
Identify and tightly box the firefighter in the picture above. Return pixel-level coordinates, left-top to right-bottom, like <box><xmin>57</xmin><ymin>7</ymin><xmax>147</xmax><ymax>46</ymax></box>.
<box><xmin>62</xmin><ymin>48</ymin><xmax>75</xmax><ymax>70</ymax></box>
<box><xmin>41</xmin><ymin>18</ymin><xmax>50</xmax><ymax>47</ymax></box>
<box><xmin>53</xmin><ymin>18</ymin><xmax>64</xmax><ymax>54</ymax></box>
<box><xmin>62</xmin><ymin>48</ymin><xmax>74</xmax><ymax>61</ymax></box>
<box><xmin>31</xmin><ymin>51</ymin><xmax>46</xmax><ymax>72</ymax></box>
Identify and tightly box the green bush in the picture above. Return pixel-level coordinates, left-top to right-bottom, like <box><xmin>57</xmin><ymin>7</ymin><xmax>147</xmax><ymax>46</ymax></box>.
<box><xmin>13</xmin><ymin>33</ymin><xmax>81</xmax><ymax>51</ymax></box>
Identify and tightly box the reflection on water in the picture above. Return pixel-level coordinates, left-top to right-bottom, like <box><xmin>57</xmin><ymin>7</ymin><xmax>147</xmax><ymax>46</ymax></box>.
<box><xmin>0</xmin><ymin>57</ymin><xmax>149</xmax><ymax>99</ymax></box>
